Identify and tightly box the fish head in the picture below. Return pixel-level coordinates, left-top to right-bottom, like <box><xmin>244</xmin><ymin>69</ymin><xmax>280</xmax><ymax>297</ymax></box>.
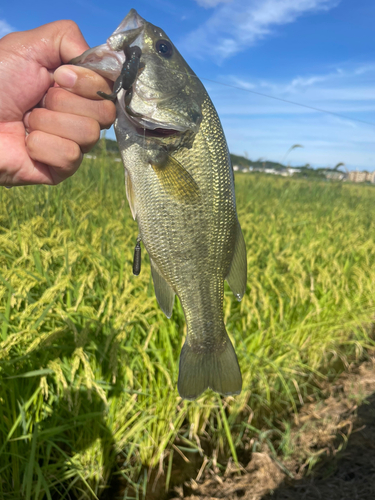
<box><xmin>71</xmin><ymin>9</ymin><xmax>204</xmax><ymax>146</ymax></box>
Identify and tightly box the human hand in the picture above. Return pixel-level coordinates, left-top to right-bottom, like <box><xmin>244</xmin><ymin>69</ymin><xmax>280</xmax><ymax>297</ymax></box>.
<box><xmin>0</xmin><ymin>21</ymin><xmax>116</xmax><ymax>186</ymax></box>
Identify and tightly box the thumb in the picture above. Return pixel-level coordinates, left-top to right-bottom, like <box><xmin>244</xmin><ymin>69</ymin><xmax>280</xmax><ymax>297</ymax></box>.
<box><xmin>7</xmin><ymin>20</ymin><xmax>90</xmax><ymax>69</ymax></box>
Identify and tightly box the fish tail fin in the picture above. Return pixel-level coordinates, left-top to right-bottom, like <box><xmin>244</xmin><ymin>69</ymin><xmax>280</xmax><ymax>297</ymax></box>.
<box><xmin>178</xmin><ymin>330</ymin><xmax>242</xmax><ymax>400</ymax></box>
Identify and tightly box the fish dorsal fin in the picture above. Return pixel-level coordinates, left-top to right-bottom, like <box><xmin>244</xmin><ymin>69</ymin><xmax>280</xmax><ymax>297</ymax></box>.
<box><xmin>225</xmin><ymin>220</ymin><xmax>247</xmax><ymax>301</ymax></box>
<box><xmin>125</xmin><ymin>169</ymin><xmax>137</xmax><ymax>219</ymax></box>
<box><xmin>150</xmin><ymin>260</ymin><xmax>175</xmax><ymax>318</ymax></box>
<box><xmin>151</xmin><ymin>155</ymin><xmax>200</xmax><ymax>203</ymax></box>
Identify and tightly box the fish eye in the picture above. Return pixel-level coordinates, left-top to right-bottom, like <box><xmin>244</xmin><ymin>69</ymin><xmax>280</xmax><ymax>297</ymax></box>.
<box><xmin>155</xmin><ymin>39</ymin><xmax>173</xmax><ymax>58</ymax></box>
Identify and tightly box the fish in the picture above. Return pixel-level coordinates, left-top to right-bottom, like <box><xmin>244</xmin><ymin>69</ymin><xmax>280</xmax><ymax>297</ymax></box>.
<box><xmin>71</xmin><ymin>9</ymin><xmax>247</xmax><ymax>400</ymax></box>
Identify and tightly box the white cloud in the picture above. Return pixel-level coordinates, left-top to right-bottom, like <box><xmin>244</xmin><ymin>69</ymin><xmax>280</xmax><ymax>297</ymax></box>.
<box><xmin>0</xmin><ymin>19</ymin><xmax>15</xmax><ymax>38</ymax></box>
<box><xmin>186</xmin><ymin>0</ymin><xmax>340</xmax><ymax>60</ymax></box>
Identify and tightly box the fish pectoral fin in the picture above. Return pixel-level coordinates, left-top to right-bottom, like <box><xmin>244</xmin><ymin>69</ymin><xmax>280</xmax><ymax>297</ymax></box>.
<box><xmin>125</xmin><ymin>169</ymin><xmax>137</xmax><ymax>220</ymax></box>
<box><xmin>151</xmin><ymin>156</ymin><xmax>200</xmax><ymax>203</ymax></box>
<box><xmin>150</xmin><ymin>260</ymin><xmax>175</xmax><ymax>318</ymax></box>
<box><xmin>225</xmin><ymin>220</ymin><xmax>247</xmax><ymax>301</ymax></box>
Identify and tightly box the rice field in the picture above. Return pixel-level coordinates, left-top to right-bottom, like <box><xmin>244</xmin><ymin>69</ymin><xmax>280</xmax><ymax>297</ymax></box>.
<box><xmin>1</xmin><ymin>149</ymin><xmax>375</xmax><ymax>499</ymax></box>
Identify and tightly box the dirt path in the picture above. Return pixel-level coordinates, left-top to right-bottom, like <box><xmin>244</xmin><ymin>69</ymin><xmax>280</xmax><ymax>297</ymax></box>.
<box><xmin>170</xmin><ymin>358</ymin><xmax>375</xmax><ymax>500</ymax></box>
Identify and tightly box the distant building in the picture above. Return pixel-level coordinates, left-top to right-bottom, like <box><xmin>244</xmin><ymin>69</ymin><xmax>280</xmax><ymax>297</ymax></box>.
<box><xmin>287</xmin><ymin>167</ymin><xmax>300</xmax><ymax>175</ymax></box>
<box><xmin>348</xmin><ymin>170</ymin><xmax>373</xmax><ymax>183</ymax></box>
<box><xmin>325</xmin><ymin>171</ymin><xmax>347</xmax><ymax>181</ymax></box>
<box><xmin>264</xmin><ymin>168</ymin><xmax>278</xmax><ymax>175</ymax></box>
<box><xmin>232</xmin><ymin>160</ymin><xmax>374</xmax><ymax>185</ymax></box>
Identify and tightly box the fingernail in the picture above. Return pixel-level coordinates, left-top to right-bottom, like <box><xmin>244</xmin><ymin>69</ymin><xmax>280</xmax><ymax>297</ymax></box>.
<box><xmin>40</xmin><ymin>94</ymin><xmax>47</xmax><ymax>108</ymax></box>
<box><xmin>54</xmin><ymin>67</ymin><xmax>78</xmax><ymax>88</ymax></box>
<box><xmin>24</xmin><ymin>111</ymin><xmax>31</xmax><ymax>130</ymax></box>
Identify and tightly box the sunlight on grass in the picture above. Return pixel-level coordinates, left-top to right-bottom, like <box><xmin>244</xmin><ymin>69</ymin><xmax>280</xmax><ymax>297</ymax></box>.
<box><xmin>1</xmin><ymin>150</ymin><xmax>375</xmax><ymax>498</ymax></box>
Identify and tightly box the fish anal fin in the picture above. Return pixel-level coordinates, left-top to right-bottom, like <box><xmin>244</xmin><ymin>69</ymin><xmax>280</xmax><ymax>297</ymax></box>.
<box><xmin>151</xmin><ymin>156</ymin><xmax>200</xmax><ymax>203</ymax></box>
<box><xmin>150</xmin><ymin>260</ymin><xmax>175</xmax><ymax>318</ymax></box>
<box><xmin>226</xmin><ymin>220</ymin><xmax>247</xmax><ymax>301</ymax></box>
<box><xmin>125</xmin><ymin>169</ymin><xmax>137</xmax><ymax>220</ymax></box>
<box><xmin>178</xmin><ymin>331</ymin><xmax>242</xmax><ymax>400</ymax></box>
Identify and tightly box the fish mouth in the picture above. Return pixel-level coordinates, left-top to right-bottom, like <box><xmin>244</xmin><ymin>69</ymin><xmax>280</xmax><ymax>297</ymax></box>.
<box><xmin>118</xmin><ymin>95</ymin><xmax>186</xmax><ymax>139</ymax></box>
<box><xmin>135</xmin><ymin>127</ymin><xmax>182</xmax><ymax>139</ymax></box>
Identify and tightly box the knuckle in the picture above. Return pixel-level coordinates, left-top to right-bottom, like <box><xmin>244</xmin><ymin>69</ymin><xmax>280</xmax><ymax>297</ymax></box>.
<box><xmin>56</xmin><ymin>19</ymin><xmax>81</xmax><ymax>36</ymax></box>
<box><xmin>1</xmin><ymin>32</ymin><xmax>18</xmax><ymax>45</ymax></box>
<box><xmin>65</xmin><ymin>141</ymin><xmax>82</xmax><ymax>165</ymax></box>
<box><xmin>26</xmin><ymin>130</ymin><xmax>41</xmax><ymax>153</ymax></box>
<box><xmin>77</xmin><ymin>119</ymin><xmax>100</xmax><ymax>153</ymax></box>
<box><xmin>81</xmin><ymin>120</ymin><xmax>100</xmax><ymax>152</ymax></box>
<box><xmin>98</xmin><ymin>100</ymin><xmax>116</xmax><ymax>129</ymax></box>
<box><xmin>86</xmin><ymin>119</ymin><xmax>101</xmax><ymax>143</ymax></box>
<box><xmin>28</xmin><ymin>108</ymin><xmax>46</xmax><ymax>129</ymax></box>
<box><xmin>45</xmin><ymin>88</ymin><xmax>64</xmax><ymax>111</ymax></box>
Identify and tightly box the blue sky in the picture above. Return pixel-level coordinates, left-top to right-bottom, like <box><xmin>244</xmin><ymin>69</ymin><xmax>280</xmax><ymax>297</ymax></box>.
<box><xmin>1</xmin><ymin>0</ymin><xmax>375</xmax><ymax>170</ymax></box>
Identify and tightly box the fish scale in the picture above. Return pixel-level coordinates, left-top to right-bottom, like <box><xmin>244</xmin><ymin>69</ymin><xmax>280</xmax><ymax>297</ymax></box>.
<box><xmin>72</xmin><ymin>9</ymin><xmax>247</xmax><ymax>399</ymax></box>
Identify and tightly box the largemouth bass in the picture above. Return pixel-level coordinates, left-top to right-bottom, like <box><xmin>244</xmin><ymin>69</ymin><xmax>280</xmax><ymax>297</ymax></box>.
<box><xmin>72</xmin><ymin>9</ymin><xmax>247</xmax><ymax>400</ymax></box>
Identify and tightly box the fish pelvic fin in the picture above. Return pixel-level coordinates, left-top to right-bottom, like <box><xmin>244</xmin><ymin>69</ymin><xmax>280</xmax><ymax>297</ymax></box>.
<box><xmin>226</xmin><ymin>219</ymin><xmax>247</xmax><ymax>301</ymax></box>
<box><xmin>150</xmin><ymin>259</ymin><xmax>175</xmax><ymax>318</ymax></box>
<box><xmin>178</xmin><ymin>332</ymin><xmax>242</xmax><ymax>400</ymax></box>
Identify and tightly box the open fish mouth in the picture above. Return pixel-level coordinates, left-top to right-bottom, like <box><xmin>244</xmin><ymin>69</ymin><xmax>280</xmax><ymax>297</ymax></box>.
<box><xmin>134</xmin><ymin>126</ymin><xmax>182</xmax><ymax>138</ymax></box>
<box><xmin>118</xmin><ymin>79</ymin><xmax>191</xmax><ymax>139</ymax></box>
<box><xmin>124</xmin><ymin>96</ymin><xmax>187</xmax><ymax>137</ymax></box>
<box><xmin>120</xmin><ymin>98</ymin><xmax>188</xmax><ymax>139</ymax></box>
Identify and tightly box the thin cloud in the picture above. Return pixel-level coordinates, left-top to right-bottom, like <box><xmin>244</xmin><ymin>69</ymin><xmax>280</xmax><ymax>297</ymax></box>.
<box><xmin>353</xmin><ymin>64</ymin><xmax>375</xmax><ymax>76</ymax></box>
<box><xmin>223</xmin><ymin>113</ymin><xmax>374</xmax><ymax>170</ymax></box>
<box><xmin>186</xmin><ymin>0</ymin><xmax>340</xmax><ymax>60</ymax></box>
<box><xmin>196</xmin><ymin>0</ymin><xmax>233</xmax><ymax>7</ymax></box>
<box><xmin>288</xmin><ymin>75</ymin><xmax>329</xmax><ymax>89</ymax></box>
<box><xmin>204</xmin><ymin>61</ymin><xmax>375</xmax><ymax>169</ymax></box>
<box><xmin>225</xmin><ymin>63</ymin><xmax>375</xmax><ymax>103</ymax></box>
<box><xmin>0</xmin><ymin>19</ymin><xmax>15</xmax><ymax>38</ymax></box>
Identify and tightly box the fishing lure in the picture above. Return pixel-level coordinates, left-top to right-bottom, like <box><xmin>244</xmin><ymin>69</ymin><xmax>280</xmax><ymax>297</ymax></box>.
<box><xmin>97</xmin><ymin>45</ymin><xmax>142</xmax><ymax>101</ymax></box>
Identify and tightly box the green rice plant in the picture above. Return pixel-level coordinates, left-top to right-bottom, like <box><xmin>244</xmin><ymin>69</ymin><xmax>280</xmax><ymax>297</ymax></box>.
<box><xmin>1</xmin><ymin>149</ymin><xmax>375</xmax><ymax>498</ymax></box>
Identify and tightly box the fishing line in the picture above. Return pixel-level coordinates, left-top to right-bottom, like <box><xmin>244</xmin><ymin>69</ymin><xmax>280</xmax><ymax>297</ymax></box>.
<box><xmin>201</xmin><ymin>77</ymin><xmax>375</xmax><ymax>128</ymax></box>
<box><xmin>178</xmin><ymin>69</ymin><xmax>375</xmax><ymax>128</ymax></box>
